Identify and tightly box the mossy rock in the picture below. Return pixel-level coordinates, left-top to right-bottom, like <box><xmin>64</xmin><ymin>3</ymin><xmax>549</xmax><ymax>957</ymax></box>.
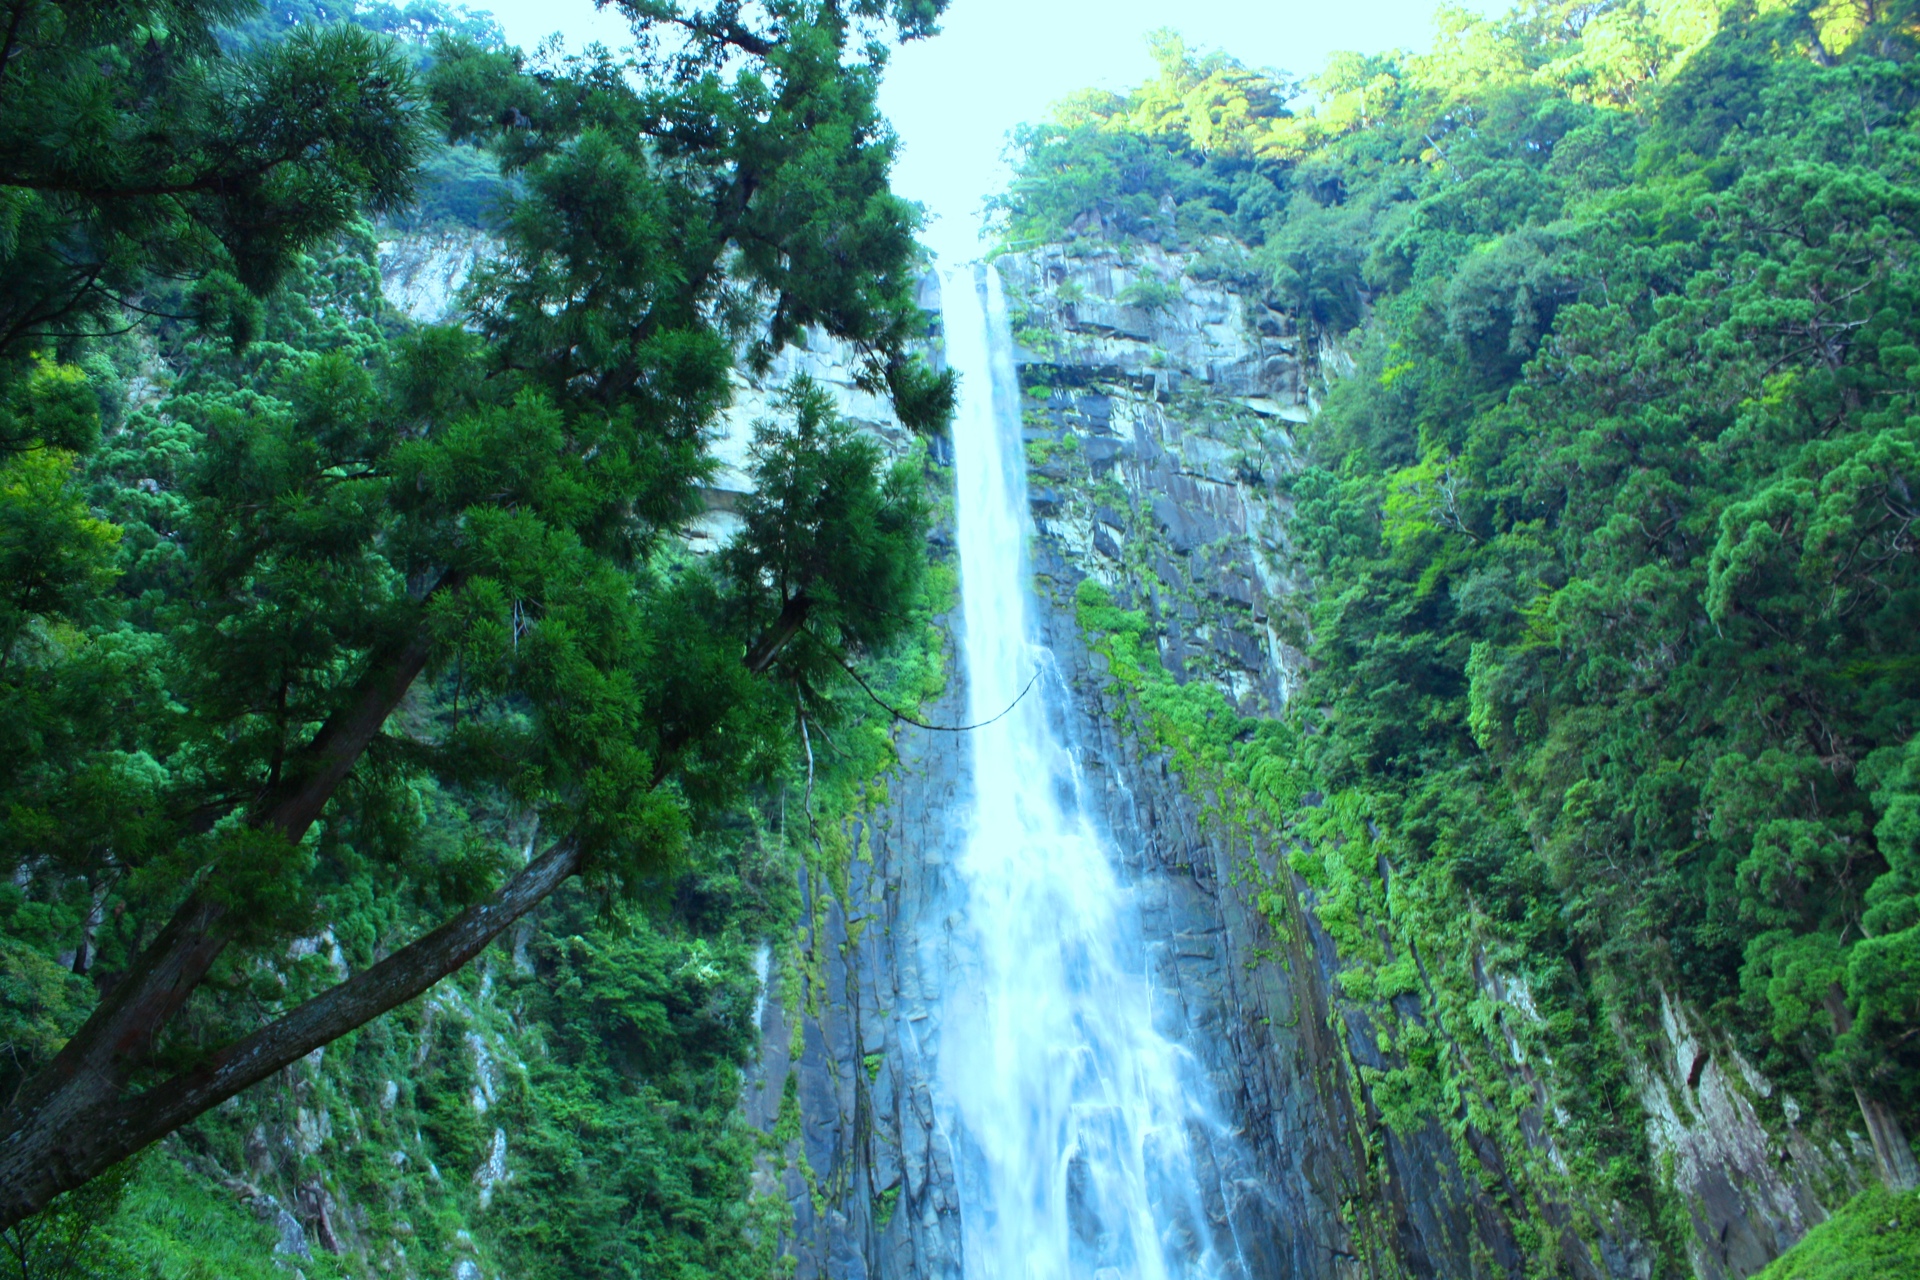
<box><xmin>1756</xmin><ymin>1186</ymin><xmax>1920</xmax><ymax>1279</ymax></box>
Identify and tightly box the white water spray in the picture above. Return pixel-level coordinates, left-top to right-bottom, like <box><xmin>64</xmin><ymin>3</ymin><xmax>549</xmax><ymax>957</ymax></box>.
<box><xmin>938</xmin><ymin>265</ymin><xmax>1241</xmax><ymax>1280</ymax></box>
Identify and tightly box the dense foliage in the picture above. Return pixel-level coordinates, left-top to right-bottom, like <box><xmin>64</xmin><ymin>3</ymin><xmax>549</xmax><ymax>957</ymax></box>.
<box><xmin>0</xmin><ymin>0</ymin><xmax>953</xmax><ymax>1262</ymax></box>
<box><xmin>1752</xmin><ymin>1184</ymin><xmax>1920</xmax><ymax>1278</ymax></box>
<box><xmin>1010</xmin><ymin>0</ymin><xmax>1920</xmax><ymax>1266</ymax></box>
<box><xmin>0</xmin><ymin>0</ymin><xmax>429</xmax><ymax>359</ymax></box>
<box><xmin>226</xmin><ymin>0</ymin><xmax>520</xmax><ymax>230</ymax></box>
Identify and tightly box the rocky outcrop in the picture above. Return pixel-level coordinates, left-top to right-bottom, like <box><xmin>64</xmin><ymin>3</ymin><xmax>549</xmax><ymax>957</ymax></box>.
<box><xmin>376</xmin><ymin>228</ymin><xmax>498</xmax><ymax>325</ymax></box>
<box><xmin>995</xmin><ymin>243</ymin><xmax>1314</xmax><ymax>708</ymax></box>
<box><xmin>1636</xmin><ymin>993</ymin><xmax>1869</xmax><ymax>1279</ymax></box>
<box><xmin>761</xmin><ymin>242</ymin><xmax>1878</xmax><ymax>1280</ymax></box>
<box><xmin>693</xmin><ymin>308</ymin><xmax>931</xmax><ymax>551</ymax></box>
<box><xmin>741</xmin><ymin>662</ymin><xmax>972</xmax><ymax>1280</ymax></box>
<box><xmin>372</xmin><ymin>227</ymin><xmax>928</xmax><ymax>553</ymax></box>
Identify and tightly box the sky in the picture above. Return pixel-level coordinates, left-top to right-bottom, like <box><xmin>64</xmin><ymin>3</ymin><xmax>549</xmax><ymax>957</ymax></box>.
<box><xmin>476</xmin><ymin>0</ymin><xmax>1496</xmax><ymax>262</ymax></box>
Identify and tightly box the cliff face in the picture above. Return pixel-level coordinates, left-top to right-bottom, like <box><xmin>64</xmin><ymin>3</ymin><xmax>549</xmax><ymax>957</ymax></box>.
<box><xmin>995</xmin><ymin>241</ymin><xmax>1543</xmax><ymax>1278</ymax></box>
<box><xmin>755</xmin><ymin>249</ymin><xmax>1376</xmax><ymax>1280</ymax></box>
<box><xmin>375</xmin><ymin>229</ymin><xmax>497</xmax><ymax>326</ymax></box>
<box><xmin>763</xmin><ymin>244</ymin><xmax>1878</xmax><ymax>1280</ymax></box>
<box><xmin>351</xmin><ymin>227</ymin><xmax>1871</xmax><ymax>1280</ymax></box>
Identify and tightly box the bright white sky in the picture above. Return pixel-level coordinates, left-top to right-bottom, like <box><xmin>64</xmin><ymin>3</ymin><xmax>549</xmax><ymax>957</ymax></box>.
<box><xmin>477</xmin><ymin>0</ymin><xmax>1500</xmax><ymax>262</ymax></box>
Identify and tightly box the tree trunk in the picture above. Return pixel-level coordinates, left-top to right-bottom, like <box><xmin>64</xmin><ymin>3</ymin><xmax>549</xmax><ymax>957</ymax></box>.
<box><xmin>743</xmin><ymin>591</ymin><xmax>810</xmax><ymax>674</ymax></box>
<box><xmin>1826</xmin><ymin>980</ymin><xmax>1920</xmax><ymax>1191</ymax></box>
<box><xmin>0</xmin><ymin>840</ymin><xmax>582</xmax><ymax>1230</ymax></box>
<box><xmin>1855</xmin><ymin>1088</ymin><xmax>1920</xmax><ymax>1193</ymax></box>
<box><xmin>0</xmin><ymin>611</ymin><xmax>445</xmax><ymax>1228</ymax></box>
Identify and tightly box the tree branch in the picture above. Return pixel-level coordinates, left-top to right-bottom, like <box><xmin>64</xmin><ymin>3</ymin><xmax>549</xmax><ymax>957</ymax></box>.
<box><xmin>812</xmin><ymin>626</ymin><xmax>1038</xmax><ymax>732</ymax></box>
<box><xmin>655</xmin><ymin>11</ymin><xmax>774</xmax><ymax>58</ymax></box>
<box><xmin>743</xmin><ymin>591</ymin><xmax>810</xmax><ymax>674</ymax></box>
<box><xmin>0</xmin><ymin>572</ymin><xmax>468</xmax><ymax>1227</ymax></box>
<box><xmin>0</xmin><ymin>0</ymin><xmax>29</xmax><ymax>89</ymax></box>
<box><xmin>0</xmin><ymin>840</ymin><xmax>584</xmax><ymax>1229</ymax></box>
<box><xmin>255</xmin><ymin>581</ymin><xmax>456</xmax><ymax>841</ymax></box>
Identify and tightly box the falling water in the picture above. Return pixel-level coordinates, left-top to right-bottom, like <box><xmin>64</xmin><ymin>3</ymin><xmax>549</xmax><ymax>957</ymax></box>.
<box><xmin>937</xmin><ymin>264</ymin><xmax>1243</xmax><ymax>1280</ymax></box>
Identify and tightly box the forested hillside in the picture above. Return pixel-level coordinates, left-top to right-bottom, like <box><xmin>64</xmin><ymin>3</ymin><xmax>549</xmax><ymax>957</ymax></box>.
<box><xmin>991</xmin><ymin>0</ymin><xmax>1920</xmax><ymax>1272</ymax></box>
<box><xmin>13</xmin><ymin>0</ymin><xmax>1920</xmax><ymax>1275</ymax></box>
<box><xmin>0</xmin><ymin>1</ymin><xmax>953</xmax><ymax>1275</ymax></box>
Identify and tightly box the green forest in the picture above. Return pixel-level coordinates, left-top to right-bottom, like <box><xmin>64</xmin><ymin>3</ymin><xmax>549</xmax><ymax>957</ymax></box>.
<box><xmin>0</xmin><ymin>0</ymin><xmax>953</xmax><ymax>1274</ymax></box>
<box><xmin>996</xmin><ymin>0</ymin><xmax>1920</xmax><ymax>1272</ymax></box>
<box><xmin>8</xmin><ymin>0</ymin><xmax>1920</xmax><ymax>1275</ymax></box>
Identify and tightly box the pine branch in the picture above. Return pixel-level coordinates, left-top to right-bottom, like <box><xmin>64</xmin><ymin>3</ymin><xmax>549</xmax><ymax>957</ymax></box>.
<box><xmin>807</xmin><ymin>625</ymin><xmax>1038</xmax><ymax>732</ymax></box>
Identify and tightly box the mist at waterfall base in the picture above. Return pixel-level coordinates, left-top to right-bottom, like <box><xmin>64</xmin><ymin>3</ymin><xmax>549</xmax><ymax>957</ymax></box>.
<box><xmin>934</xmin><ymin>265</ymin><xmax>1249</xmax><ymax>1280</ymax></box>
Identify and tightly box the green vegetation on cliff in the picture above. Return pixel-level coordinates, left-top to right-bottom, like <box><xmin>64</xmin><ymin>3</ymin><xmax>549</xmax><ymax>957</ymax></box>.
<box><xmin>1021</xmin><ymin>0</ymin><xmax>1920</xmax><ymax>1271</ymax></box>
<box><xmin>1757</xmin><ymin>1185</ymin><xmax>1920</xmax><ymax>1278</ymax></box>
<box><xmin>0</xmin><ymin>0</ymin><xmax>952</xmax><ymax>1272</ymax></box>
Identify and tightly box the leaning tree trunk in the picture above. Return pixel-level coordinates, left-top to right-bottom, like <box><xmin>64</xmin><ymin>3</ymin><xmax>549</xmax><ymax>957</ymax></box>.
<box><xmin>0</xmin><ymin>611</ymin><xmax>446</xmax><ymax>1229</ymax></box>
<box><xmin>1827</xmin><ymin>981</ymin><xmax>1920</xmax><ymax>1191</ymax></box>
<box><xmin>1855</xmin><ymin>1088</ymin><xmax>1920</xmax><ymax>1192</ymax></box>
<box><xmin>0</xmin><ymin>840</ymin><xmax>583</xmax><ymax>1230</ymax></box>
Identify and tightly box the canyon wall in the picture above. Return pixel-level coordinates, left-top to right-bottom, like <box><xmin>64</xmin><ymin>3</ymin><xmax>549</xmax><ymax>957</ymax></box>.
<box><xmin>213</xmin><ymin>228</ymin><xmax>1871</xmax><ymax>1280</ymax></box>
<box><xmin>760</xmin><ymin>246</ymin><xmax>1879</xmax><ymax>1280</ymax></box>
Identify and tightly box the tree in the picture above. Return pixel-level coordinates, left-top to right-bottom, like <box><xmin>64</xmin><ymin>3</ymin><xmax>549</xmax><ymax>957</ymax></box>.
<box><xmin>1000</xmin><ymin>0</ymin><xmax>1920</xmax><ymax>1224</ymax></box>
<box><xmin>0</xmin><ymin>0</ymin><xmax>429</xmax><ymax>362</ymax></box>
<box><xmin>0</xmin><ymin>0</ymin><xmax>952</xmax><ymax>1227</ymax></box>
<box><xmin>1266</xmin><ymin>3</ymin><xmax>1920</xmax><ymax>1196</ymax></box>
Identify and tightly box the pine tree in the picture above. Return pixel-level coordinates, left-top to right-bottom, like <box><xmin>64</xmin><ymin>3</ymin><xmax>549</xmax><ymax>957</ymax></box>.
<box><xmin>0</xmin><ymin>0</ymin><xmax>952</xmax><ymax>1225</ymax></box>
<box><xmin>0</xmin><ymin>0</ymin><xmax>429</xmax><ymax>364</ymax></box>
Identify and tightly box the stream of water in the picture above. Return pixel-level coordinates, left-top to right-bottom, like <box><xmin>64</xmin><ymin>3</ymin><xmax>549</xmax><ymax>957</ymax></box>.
<box><xmin>937</xmin><ymin>264</ymin><xmax>1244</xmax><ymax>1280</ymax></box>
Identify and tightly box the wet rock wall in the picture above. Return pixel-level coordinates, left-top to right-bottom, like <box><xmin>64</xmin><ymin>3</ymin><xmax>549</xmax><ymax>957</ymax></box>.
<box><xmin>750</xmin><ymin>253</ymin><xmax>1377</xmax><ymax>1280</ymax></box>
<box><xmin>757</xmin><ymin>244</ymin><xmax>1879</xmax><ymax>1280</ymax></box>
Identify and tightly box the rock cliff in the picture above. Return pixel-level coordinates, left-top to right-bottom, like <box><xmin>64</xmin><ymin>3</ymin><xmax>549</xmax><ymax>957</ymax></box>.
<box><xmin>375</xmin><ymin>229</ymin><xmax>498</xmax><ymax>326</ymax></box>
<box><xmin>362</xmin><ymin>224</ymin><xmax>1873</xmax><ymax>1280</ymax></box>
<box><xmin>760</xmin><ymin>243</ymin><xmax>1879</xmax><ymax>1280</ymax></box>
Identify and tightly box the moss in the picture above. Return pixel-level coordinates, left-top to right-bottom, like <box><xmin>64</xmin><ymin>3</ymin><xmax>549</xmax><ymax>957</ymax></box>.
<box><xmin>1756</xmin><ymin>1186</ymin><xmax>1920</xmax><ymax>1279</ymax></box>
<box><xmin>1073</xmin><ymin>551</ymin><xmax>1682</xmax><ymax>1273</ymax></box>
<box><xmin>1012</xmin><ymin>324</ymin><xmax>1061</xmax><ymax>357</ymax></box>
<box><xmin>92</xmin><ymin>1157</ymin><xmax>291</xmax><ymax>1280</ymax></box>
<box><xmin>1117</xmin><ymin>276</ymin><xmax>1182</xmax><ymax>312</ymax></box>
<box><xmin>1074</xmin><ymin>578</ymin><xmax>1150</xmax><ymax>640</ymax></box>
<box><xmin>872</xmin><ymin>1183</ymin><xmax>901</xmax><ymax>1227</ymax></box>
<box><xmin>1025</xmin><ymin>434</ymin><xmax>1081</xmax><ymax>471</ymax></box>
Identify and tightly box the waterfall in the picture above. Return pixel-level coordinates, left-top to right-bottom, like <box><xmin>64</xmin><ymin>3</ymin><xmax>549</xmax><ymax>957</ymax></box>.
<box><xmin>937</xmin><ymin>264</ymin><xmax>1244</xmax><ymax>1280</ymax></box>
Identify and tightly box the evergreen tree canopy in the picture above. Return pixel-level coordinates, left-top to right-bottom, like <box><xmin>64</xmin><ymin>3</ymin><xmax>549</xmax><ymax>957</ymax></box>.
<box><xmin>0</xmin><ymin>0</ymin><xmax>431</xmax><ymax>360</ymax></box>
<box><xmin>0</xmin><ymin>0</ymin><xmax>951</xmax><ymax>1227</ymax></box>
<box><xmin>1004</xmin><ymin>0</ymin><xmax>1920</xmax><ymax>1207</ymax></box>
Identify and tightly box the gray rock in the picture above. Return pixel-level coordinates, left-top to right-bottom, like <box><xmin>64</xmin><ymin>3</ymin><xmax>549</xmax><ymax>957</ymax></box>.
<box><xmin>755</xmin><ymin>246</ymin><xmax>1865</xmax><ymax>1280</ymax></box>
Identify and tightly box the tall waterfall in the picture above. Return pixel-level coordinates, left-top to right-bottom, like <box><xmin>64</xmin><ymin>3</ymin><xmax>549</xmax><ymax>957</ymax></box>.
<box><xmin>937</xmin><ymin>265</ymin><xmax>1244</xmax><ymax>1280</ymax></box>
